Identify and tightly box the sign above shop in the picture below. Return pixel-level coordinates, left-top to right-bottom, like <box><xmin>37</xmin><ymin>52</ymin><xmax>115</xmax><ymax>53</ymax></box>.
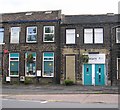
<box><xmin>88</xmin><ymin>54</ymin><xmax>105</xmax><ymax>64</ymax></box>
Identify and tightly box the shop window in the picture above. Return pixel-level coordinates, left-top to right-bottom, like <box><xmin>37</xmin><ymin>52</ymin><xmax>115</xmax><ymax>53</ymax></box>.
<box><xmin>10</xmin><ymin>27</ymin><xmax>20</xmax><ymax>43</ymax></box>
<box><xmin>26</xmin><ymin>26</ymin><xmax>37</xmax><ymax>43</ymax></box>
<box><xmin>66</xmin><ymin>29</ymin><xmax>75</xmax><ymax>44</ymax></box>
<box><xmin>9</xmin><ymin>53</ymin><xmax>19</xmax><ymax>77</ymax></box>
<box><xmin>43</xmin><ymin>26</ymin><xmax>55</xmax><ymax>42</ymax></box>
<box><xmin>25</xmin><ymin>52</ymin><xmax>36</xmax><ymax>76</ymax></box>
<box><xmin>43</xmin><ymin>52</ymin><xmax>54</xmax><ymax>77</ymax></box>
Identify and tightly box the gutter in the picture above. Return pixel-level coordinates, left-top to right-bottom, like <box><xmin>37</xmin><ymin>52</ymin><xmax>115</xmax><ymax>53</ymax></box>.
<box><xmin>1</xmin><ymin>19</ymin><xmax>61</xmax><ymax>24</ymax></box>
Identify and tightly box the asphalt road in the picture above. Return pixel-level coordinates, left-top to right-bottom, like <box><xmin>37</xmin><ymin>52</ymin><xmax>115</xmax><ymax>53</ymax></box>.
<box><xmin>2</xmin><ymin>99</ymin><xmax>118</xmax><ymax>108</ymax></box>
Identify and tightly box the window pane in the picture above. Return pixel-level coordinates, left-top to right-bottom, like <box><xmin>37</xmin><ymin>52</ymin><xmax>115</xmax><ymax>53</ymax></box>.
<box><xmin>84</xmin><ymin>29</ymin><xmax>93</xmax><ymax>44</ymax></box>
<box><xmin>44</xmin><ymin>61</ymin><xmax>54</xmax><ymax>77</ymax></box>
<box><xmin>10</xmin><ymin>53</ymin><xmax>19</xmax><ymax>58</ymax></box>
<box><xmin>0</xmin><ymin>54</ymin><xmax>2</xmax><ymax>74</ymax></box>
<box><xmin>9</xmin><ymin>53</ymin><xmax>19</xmax><ymax>76</ymax></box>
<box><xmin>28</xmin><ymin>27</ymin><xmax>37</xmax><ymax>34</ymax></box>
<box><xmin>45</xmin><ymin>26</ymin><xmax>54</xmax><ymax>33</ymax></box>
<box><xmin>27</xmin><ymin>35</ymin><xmax>37</xmax><ymax>41</ymax></box>
<box><xmin>44</xmin><ymin>52</ymin><xmax>54</xmax><ymax>57</ymax></box>
<box><xmin>43</xmin><ymin>52</ymin><xmax>54</xmax><ymax>77</ymax></box>
<box><xmin>94</xmin><ymin>28</ymin><xmax>103</xmax><ymax>43</ymax></box>
<box><xmin>10</xmin><ymin>61</ymin><xmax>19</xmax><ymax>71</ymax></box>
<box><xmin>26</xmin><ymin>62</ymin><xmax>36</xmax><ymax>76</ymax></box>
<box><xmin>44</xmin><ymin>26</ymin><xmax>54</xmax><ymax>42</ymax></box>
<box><xmin>25</xmin><ymin>52</ymin><xmax>36</xmax><ymax>76</ymax></box>
<box><xmin>26</xmin><ymin>52</ymin><xmax>36</xmax><ymax>59</ymax></box>
<box><xmin>66</xmin><ymin>29</ymin><xmax>75</xmax><ymax>44</ymax></box>
<box><xmin>116</xmin><ymin>28</ymin><xmax>120</xmax><ymax>43</ymax></box>
<box><xmin>10</xmin><ymin>61</ymin><xmax>19</xmax><ymax>75</ymax></box>
<box><xmin>27</xmin><ymin>27</ymin><xmax>37</xmax><ymax>42</ymax></box>
<box><xmin>0</xmin><ymin>28</ymin><xmax>4</xmax><ymax>43</ymax></box>
<box><xmin>44</xmin><ymin>34</ymin><xmax>54</xmax><ymax>41</ymax></box>
<box><xmin>11</xmin><ymin>27</ymin><xmax>20</xmax><ymax>43</ymax></box>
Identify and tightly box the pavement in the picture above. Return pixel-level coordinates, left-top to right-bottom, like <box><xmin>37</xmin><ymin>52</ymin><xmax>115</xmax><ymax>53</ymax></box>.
<box><xmin>1</xmin><ymin>84</ymin><xmax>119</xmax><ymax>105</ymax></box>
<box><xmin>2</xmin><ymin>84</ymin><xmax>119</xmax><ymax>94</ymax></box>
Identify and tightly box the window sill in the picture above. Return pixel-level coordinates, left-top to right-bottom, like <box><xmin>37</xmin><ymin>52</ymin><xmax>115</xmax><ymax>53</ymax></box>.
<box><xmin>9</xmin><ymin>75</ymin><xmax>19</xmax><ymax>77</ymax></box>
<box><xmin>42</xmin><ymin>75</ymin><xmax>54</xmax><ymax>78</ymax></box>
<box><xmin>83</xmin><ymin>43</ymin><xmax>104</xmax><ymax>45</ymax></box>
<box><xmin>66</xmin><ymin>43</ymin><xmax>76</xmax><ymax>45</ymax></box>
<box><xmin>43</xmin><ymin>41</ymin><xmax>55</xmax><ymax>43</ymax></box>
<box><xmin>26</xmin><ymin>42</ymin><xmax>37</xmax><ymax>43</ymax></box>
<box><xmin>0</xmin><ymin>43</ymin><xmax>5</xmax><ymax>45</ymax></box>
<box><xmin>25</xmin><ymin>75</ymin><xmax>36</xmax><ymax>77</ymax></box>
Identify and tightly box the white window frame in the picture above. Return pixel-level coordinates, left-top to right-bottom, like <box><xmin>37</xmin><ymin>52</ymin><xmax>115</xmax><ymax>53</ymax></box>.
<box><xmin>84</xmin><ymin>29</ymin><xmax>93</xmax><ymax>44</ymax></box>
<box><xmin>26</xmin><ymin>26</ymin><xmax>37</xmax><ymax>43</ymax></box>
<box><xmin>9</xmin><ymin>53</ymin><xmax>19</xmax><ymax>77</ymax></box>
<box><xmin>117</xmin><ymin>58</ymin><xmax>120</xmax><ymax>79</ymax></box>
<box><xmin>10</xmin><ymin>27</ymin><xmax>20</xmax><ymax>44</ymax></box>
<box><xmin>0</xmin><ymin>28</ymin><xmax>4</xmax><ymax>44</ymax></box>
<box><xmin>116</xmin><ymin>28</ymin><xmax>120</xmax><ymax>43</ymax></box>
<box><xmin>94</xmin><ymin>28</ymin><xmax>103</xmax><ymax>44</ymax></box>
<box><xmin>25</xmin><ymin>52</ymin><xmax>36</xmax><ymax>77</ymax></box>
<box><xmin>43</xmin><ymin>26</ymin><xmax>55</xmax><ymax>42</ymax></box>
<box><xmin>66</xmin><ymin>29</ymin><xmax>75</xmax><ymax>44</ymax></box>
<box><xmin>42</xmin><ymin>52</ymin><xmax>54</xmax><ymax>77</ymax></box>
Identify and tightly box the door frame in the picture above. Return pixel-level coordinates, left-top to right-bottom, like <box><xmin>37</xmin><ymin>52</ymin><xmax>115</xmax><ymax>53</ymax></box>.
<box><xmin>117</xmin><ymin>58</ymin><xmax>120</xmax><ymax>79</ymax></box>
<box><xmin>65</xmin><ymin>54</ymin><xmax>76</xmax><ymax>82</ymax></box>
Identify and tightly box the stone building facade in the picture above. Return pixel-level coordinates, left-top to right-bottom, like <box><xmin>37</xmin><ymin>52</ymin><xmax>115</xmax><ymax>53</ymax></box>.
<box><xmin>60</xmin><ymin>14</ymin><xmax>120</xmax><ymax>85</ymax></box>
<box><xmin>0</xmin><ymin>10</ymin><xmax>119</xmax><ymax>85</ymax></box>
<box><xmin>1</xmin><ymin>10</ymin><xmax>61</xmax><ymax>84</ymax></box>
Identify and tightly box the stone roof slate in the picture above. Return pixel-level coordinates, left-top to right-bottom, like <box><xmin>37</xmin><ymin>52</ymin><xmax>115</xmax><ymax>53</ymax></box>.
<box><xmin>62</xmin><ymin>14</ymin><xmax>120</xmax><ymax>24</ymax></box>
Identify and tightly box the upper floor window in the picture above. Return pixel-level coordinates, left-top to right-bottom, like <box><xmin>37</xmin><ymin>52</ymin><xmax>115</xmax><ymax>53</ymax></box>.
<box><xmin>116</xmin><ymin>28</ymin><xmax>120</xmax><ymax>43</ymax></box>
<box><xmin>66</xmin><ymin>29</ymin><xmax>75</xmax><ymax>44</ymax></box>
<box><xmin>84</xmin><ymin>28</ymin><xmax>103</xmax><ymax>44</ymax></box>
<box><xmin>94</xmin><ymin>28</ymin><xmax>103</xmax><ymax>44</ymax></box>
<box><xmin>84</xmin><ymin>29</ymin><xmax>93</xmax><ymax>44</ymax></box>
<box><xmin>0</xmin><ymin>28</ymin><xmax>4</xmax><ymax>44</ymax></box>
<box><xmin>10</xmin><ymin>27</ymin><xmax>20</xmax><ymax>43</ymax></box>
<box><xmin>43</xmin><ymin>26</ymin><xmax>55</xmax><ymax>42</ymax></box>
<box><xmin>26</xmin><ymin>26</ymin><xmax>37</xmax><ymax>43</ymax></box>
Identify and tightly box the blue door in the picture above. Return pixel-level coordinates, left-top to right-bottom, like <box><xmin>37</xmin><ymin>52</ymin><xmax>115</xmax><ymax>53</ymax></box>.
<box><xmin>84</xmin><ymin>64</ymin><xmax>92</xmax><ymax>85</ymax></box>
<box><xmin>95</xmin><ymin>64</ymin><xmax>105</xmax><ymax>85</ymax></box>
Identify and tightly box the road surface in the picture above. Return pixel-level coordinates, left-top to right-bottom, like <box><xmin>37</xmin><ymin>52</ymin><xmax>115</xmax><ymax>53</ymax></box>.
<box><xmin>2</xmin><ymin>98</ymin><xmax>118</xmax><ymax>108</ymax></box>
